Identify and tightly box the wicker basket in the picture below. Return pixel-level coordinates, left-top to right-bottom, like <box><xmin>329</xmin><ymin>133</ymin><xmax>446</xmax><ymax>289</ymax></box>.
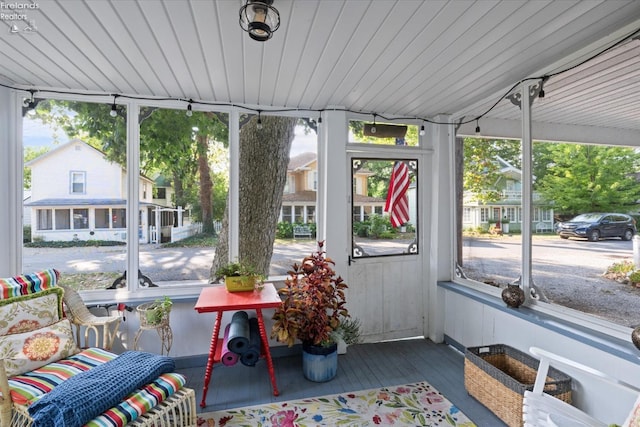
<box><xmin>464</xmin><ymin>344</ymin><xmax>572</xmax><ymax>427</ymax></box>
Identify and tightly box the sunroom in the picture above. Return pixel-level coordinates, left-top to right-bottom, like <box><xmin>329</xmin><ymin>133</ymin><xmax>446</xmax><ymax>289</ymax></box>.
<box><xmin>2</xmin><ymin>1</ymin><xmax>640</xmax><ymax>425</ymax></box>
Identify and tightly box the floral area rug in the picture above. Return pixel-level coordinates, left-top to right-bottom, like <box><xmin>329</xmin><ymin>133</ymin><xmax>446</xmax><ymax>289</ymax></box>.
<box><xmin>197</xmin><ymin>381</ymin><xmax>476</xmax><ymax>426</ymax></box>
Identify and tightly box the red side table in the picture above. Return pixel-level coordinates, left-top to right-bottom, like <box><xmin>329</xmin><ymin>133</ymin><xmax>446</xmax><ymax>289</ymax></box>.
<box><xmin>194</xmin><ymin>283</ymin><xmax>282</xmax><ymax>408</ymax></box>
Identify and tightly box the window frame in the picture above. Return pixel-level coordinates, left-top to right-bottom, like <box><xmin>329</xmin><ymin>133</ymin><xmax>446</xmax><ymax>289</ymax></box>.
<box><xmin>70</xmin><ymin>171</ymin><xmax>86</xmax><ymax>194</ymax></box>
<box><xmin>453</xmin><ymin>133</ymin><xmax>635</xmax><ymax>341</ymax></box>
<box><xmin>55</xmin><ymin>209</ymin><xmax>71</xmax><ymax>230</ymax></box>
<box><xmin>36</xmin><ymin>209</ymin><xmax>52</xmax><ymax>230</ymax></box>
<box><xmin>73</xmin><ymin>208</ymin><xmax>89</xmax><ymax>229</ymax></box>
<box><xmin>95</xmin><ymin>208</ymin><xmax>111</xmax><ymax>229</ymax></box>
<box><xmin>350</xmin><ymin>156</ymin><xmax>419</xmax><ymax>259</ymax></box>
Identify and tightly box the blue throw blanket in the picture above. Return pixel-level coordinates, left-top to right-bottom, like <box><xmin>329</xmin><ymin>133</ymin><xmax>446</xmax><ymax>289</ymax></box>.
<box><xmin>28</xmin><ymin>350</ymin><xmax>175</xmax><ymax>427</ymax></box>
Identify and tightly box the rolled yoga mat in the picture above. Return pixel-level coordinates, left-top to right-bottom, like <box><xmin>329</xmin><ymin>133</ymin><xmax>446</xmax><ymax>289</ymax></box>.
<box><xmin>227</xmin><ymin>310</ymin><xmax>250</xmax><ymax>354</ymax></box>
<box><xmin>240</xmin><ymin>317</ymin><xmax>261</xmax><ymax>367</ymax></box>
<box><xmin>221</xmin><ymin>324</ymin><xmax>239</xmax><ymax>366</ymax></box>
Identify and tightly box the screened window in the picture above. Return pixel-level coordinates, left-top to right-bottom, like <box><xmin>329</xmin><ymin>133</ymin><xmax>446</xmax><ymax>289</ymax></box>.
<box><xmin>307</xmin><ymin>206</ymin><xmax>315</xmax><ymax>223</ymax></box>
<box><xmin>73</xmin><ymin>209</ymin><xmax>89</xmax><ymax>229</ymax></box>
<box><xmin>37</xmin><ymin>209</ymin><xmax>52</xmax><ymax>230</ymax></box>
<box><xmin>55</xmin><ymin>209</ymin><xmax>71</xmax><ymax>230</ymax></box>
<box><xmin>112</xmin><ymin>208</ymin><xmax>126</xmax><ymax>228</ymax></box>
<box><xmin>480</xmin><ymin>207</ymin><xmax>489</xmax><ymax>222</ymax></box>
<box><xmin>282</xmin><ymin>206</ymin><xmax>292</xmax><ymax>223</ymax></box>
<box><xmin>459</xmin><ymin>134</ymin><xmax>640</xmax><ymax>328</ymax></box>
<box><xmin>22</xmin><ymin>100</ymin><xmax>128</xmax><ymax>292</ymax></box>
<box><xmin>351</xmin><ymin>158</ymin><xmax>418</xmax><ymax>258</ymax></box>
<box><xmin>95</xmin><ymin>208</ymin><xmax>110</xmax><ymax>228</ymax></box>
<box><xmin>463</xmin><ymin>207</ymin><xmax>472</xmax><ymax>223</ymax></box>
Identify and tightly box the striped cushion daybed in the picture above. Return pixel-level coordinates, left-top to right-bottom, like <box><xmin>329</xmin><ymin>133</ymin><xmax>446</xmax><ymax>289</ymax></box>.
<box><xmin>0</xmin><ymin>270</ymin><xmax>196</xmax><ymax>427</ymax></box>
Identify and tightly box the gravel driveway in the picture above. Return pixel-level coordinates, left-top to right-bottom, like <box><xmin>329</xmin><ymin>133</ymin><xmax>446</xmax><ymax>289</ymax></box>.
<box><xmin>462</xmin><ymin>235</ymin><xmax>640</xmax><ymax>328</ymax></box>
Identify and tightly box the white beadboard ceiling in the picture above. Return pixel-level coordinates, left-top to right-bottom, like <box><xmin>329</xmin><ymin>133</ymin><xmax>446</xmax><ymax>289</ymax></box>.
<box><xmin>1</xmin><ymin>0</ymin><xmax>640</xmax><ymax>142</ymax></box>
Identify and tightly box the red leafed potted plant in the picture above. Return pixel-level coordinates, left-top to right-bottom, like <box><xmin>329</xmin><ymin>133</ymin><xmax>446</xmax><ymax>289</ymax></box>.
<box><xmin>271</xmin><ymin>241</ymin><xmax>349</xmax><ymax>382</ymax></box>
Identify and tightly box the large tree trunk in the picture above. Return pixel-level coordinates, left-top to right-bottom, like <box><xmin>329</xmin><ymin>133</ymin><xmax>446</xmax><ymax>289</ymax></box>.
<box><xmin>210</xmin><ymin>115</ymin><xmax>298</xmax><ymax>280</ymax></box>
<box><xmin>197</xmin><ymin>134</ymin><xmax>214</xmax><ymax>234</ymax></box>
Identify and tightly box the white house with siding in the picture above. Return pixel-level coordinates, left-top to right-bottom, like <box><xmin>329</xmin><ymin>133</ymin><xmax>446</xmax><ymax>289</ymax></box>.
<box><xmin>25</xmin><ymin>139</ymin><xmax>170</xmax><ymax>243</ymax></box>
<box><xmin>281</xmin><ymin>152</ymin><xmax>392</xmax><ymax>225</ymax></box>
<box><xmin>463</xmin><ymin>156</ymin><xmax>554</xmax><ymax>233</ymax></box>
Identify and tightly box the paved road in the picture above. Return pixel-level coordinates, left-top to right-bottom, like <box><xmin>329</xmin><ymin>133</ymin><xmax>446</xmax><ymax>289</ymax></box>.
<box><xmin>23</xmin><ymin>235</ymin><xmax>640</xmax><ymax>327</ymax></box>
<box><xmin>23</xmin><ymin>239</ymin><xmax>410</xmax><ymax>281</ymax></box>
<box><xmin>462</xmin><ymin>235</ymin><xmax>632</xmax><ymax>286</ymax></box>
<box><xmin>23</xmin><ymin>242</ymin><xmax>320</xmax><ymax>282</ymax></box>
<box><xmin>24</xmin><ymin>246</ymin><xmax>215</xmax><ymax>282</ymax></box>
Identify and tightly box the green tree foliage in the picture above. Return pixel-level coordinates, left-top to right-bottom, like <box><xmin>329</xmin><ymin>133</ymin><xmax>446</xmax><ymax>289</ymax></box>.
<box><xmin>463</xmin><ymin>138</ymin><xmax>520</xmax><ymax>204</ymax></box>
<box><xmin>208</xmin><ymin>139</ymin><xmax>229</xmax><ymax>222</ymax></box>
<box><xmin>34</xmin><ymin>100</ymin><xmax>128</xmax><ymax>161</ymax></box>
<box><xmin>535</xmin><ymin>143</ymin><xmax>640</xmax><ymax>215</ymax></box>
<box><xmin>531</xmin><ymin>142</ymin><xmax>555</xmax><ymax>190</ymax></box>
<box><xmin>31</xmin><ymin>101</ymin><xmax>229</xmax><ymax>229</ymax></box>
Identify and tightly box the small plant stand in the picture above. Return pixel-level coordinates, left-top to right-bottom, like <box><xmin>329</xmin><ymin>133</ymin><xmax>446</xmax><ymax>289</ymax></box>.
<box><xmin>134</xmin><ymin>302</ymin><xmax>173</xmax><ymax>355</ymax></box>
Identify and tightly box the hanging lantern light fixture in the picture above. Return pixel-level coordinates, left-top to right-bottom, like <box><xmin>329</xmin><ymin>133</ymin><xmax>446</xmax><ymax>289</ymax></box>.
<box><xmin>239</xmin><ymin>0</ymin><xmax>280</xmax><ymax>42</ymax></box>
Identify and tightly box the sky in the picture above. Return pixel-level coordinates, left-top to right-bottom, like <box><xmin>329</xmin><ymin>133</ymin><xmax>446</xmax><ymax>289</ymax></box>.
<box><xmin>22</xmin><ymin>116</ymin><xmax>317</xmax><ymax>157</ymax></box>
<box><xmin>23</xmin><ymin>116</ymin><xmax>69</xmax><ymax>148</ymax></box>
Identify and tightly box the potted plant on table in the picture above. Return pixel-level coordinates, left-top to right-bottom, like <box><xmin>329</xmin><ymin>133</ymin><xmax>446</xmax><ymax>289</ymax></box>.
<box><xmin>215</xmin><ymin>260</ymin><xmax>265</xmax><ymax>292</ymax></box>
<box><xmin>271</xmin><ymin>241</ymin><xmax>349</xmax><ymax>382</ymax></box>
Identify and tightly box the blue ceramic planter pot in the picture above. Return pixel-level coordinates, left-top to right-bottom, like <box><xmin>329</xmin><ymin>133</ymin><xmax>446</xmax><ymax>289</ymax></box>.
<box><xmin>302</xmin><ymin>342</ymin><xmax>338</xmax><ymax>382</ymax></box>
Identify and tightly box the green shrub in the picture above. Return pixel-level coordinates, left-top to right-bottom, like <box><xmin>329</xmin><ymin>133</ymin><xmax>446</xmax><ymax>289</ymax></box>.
<box><xmin>606</xmin><ymin>260</ymin><xmax>634</xmax><ymax>275</ymax></box>
<box><xmin>276</xmin><ymin>222</ymin><xmax>293</xmax><ymax>239</ymax></box>
<box><xmin>369</xmin><ymin>214</ymin><xmax>389</xmax><ymax>238</ymax></box>
<box><xmin>379</xmin><ymin>231</ymin><xmax>396</xmax><ymax>239</ymax></box>
<box><xmin>629</xmin><ymin>270</ymin><xmax>640</xmax><ymax>286</ymax></box>
<box><xmin>354</xmin><ymin>221</ymin><xmax>370</xmax><ymax>237</ymax></box>
<box><xmin>162</xmin><ymin>232</ymin><xmax>216</xmax><ymax>247</ymax></box>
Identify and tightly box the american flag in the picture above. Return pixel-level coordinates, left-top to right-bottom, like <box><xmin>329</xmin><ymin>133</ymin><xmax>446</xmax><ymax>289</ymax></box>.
<box><xmin>385</xmin><ymin>153</ymin><xmax>410</xmax><ymax>228</ymax></box>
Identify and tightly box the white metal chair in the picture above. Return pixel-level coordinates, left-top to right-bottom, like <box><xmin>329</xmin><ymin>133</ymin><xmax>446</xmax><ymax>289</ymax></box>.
<box><xmin>61</xmin><ymin>285</ymin><xmax>122</xmax><ymax>350</ymax></box>
<box><xmin>523</xmin><ymin>346</ymin><xmax>640</xmax><ymax>427</ymax></box>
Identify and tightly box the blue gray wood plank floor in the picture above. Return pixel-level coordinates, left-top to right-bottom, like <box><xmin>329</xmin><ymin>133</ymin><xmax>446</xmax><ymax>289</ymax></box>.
<box><xmin>175</xmin><ymin>338</ymin><xmax>507</xmax><ymax>426</ymax></box>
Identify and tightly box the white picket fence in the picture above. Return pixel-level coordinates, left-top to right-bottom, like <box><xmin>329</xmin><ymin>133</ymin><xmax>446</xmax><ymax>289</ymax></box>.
<box><xmin>170</xmin><ymin>222</ymin><xmax>203</xmax><ymax>242</ymax></box>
